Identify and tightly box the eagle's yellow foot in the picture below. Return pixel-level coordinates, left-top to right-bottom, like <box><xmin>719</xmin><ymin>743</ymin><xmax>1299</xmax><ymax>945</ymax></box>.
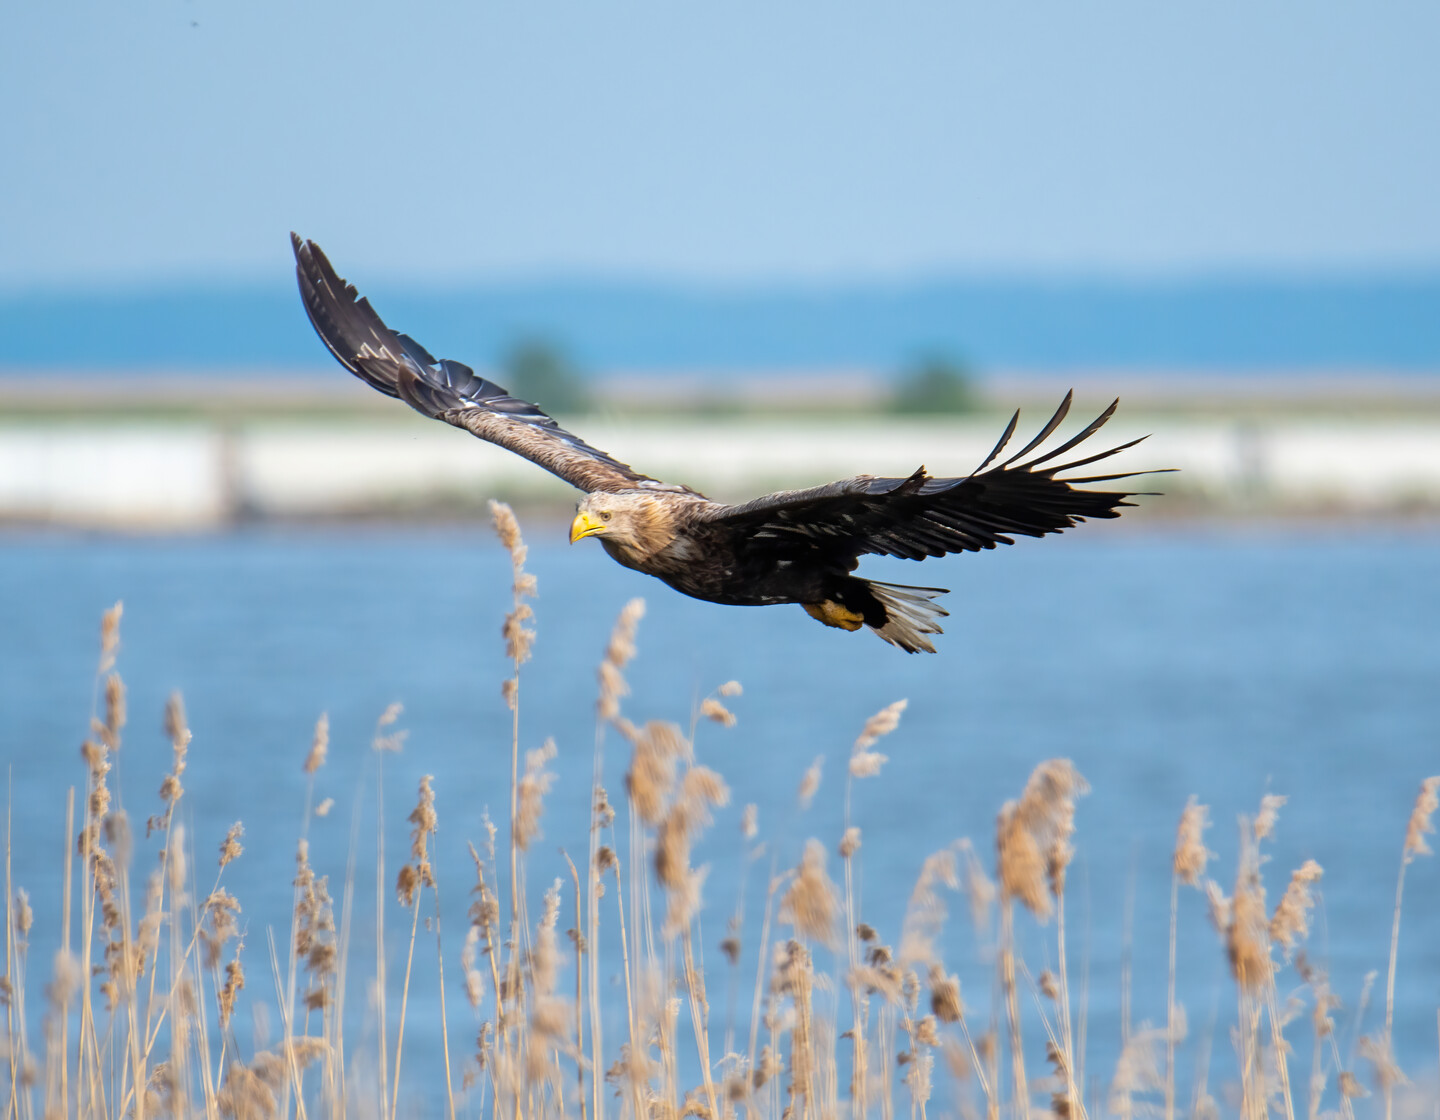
<box><xmin>803</xmin><ymin>600</ymin><xmax>866</xmax><ymax>631</ymax></box>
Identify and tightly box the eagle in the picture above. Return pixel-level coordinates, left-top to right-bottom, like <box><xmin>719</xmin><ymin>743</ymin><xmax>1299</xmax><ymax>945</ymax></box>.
<box><xmin>292</xmin><ymin>234</ymin><xmax>1155</xmax><ymax>653</ymax></box>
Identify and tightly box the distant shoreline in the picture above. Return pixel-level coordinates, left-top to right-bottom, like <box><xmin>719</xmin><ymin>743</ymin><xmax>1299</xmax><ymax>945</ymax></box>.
<box><xmin>5</xmin><ymin>367</ymin><xmax>1440</xmax><ymax>420</ymax></box>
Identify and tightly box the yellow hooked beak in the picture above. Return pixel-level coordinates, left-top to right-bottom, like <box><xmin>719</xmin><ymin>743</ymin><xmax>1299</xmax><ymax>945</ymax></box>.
<box><xmin>570</xmin><ymin>510</ymin><xmax>607</xmax><ymax>544</ymax></box>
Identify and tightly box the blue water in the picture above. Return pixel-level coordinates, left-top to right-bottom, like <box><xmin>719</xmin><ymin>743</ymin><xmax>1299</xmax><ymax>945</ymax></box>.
<box><xmin>5</xmin><ymin>276</ymin><xmax>1440</xmax><ymax>372</ymax></box>
<box><xmin>1</xmin><ymin>526</ymin><xmax>1437</xmax><ymax>1106</ymax></box>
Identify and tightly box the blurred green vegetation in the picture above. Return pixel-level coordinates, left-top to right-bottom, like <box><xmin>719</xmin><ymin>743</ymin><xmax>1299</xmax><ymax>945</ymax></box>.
<box><xmin>500</xmin><ymin>337</ymin><xmax>591</xmax><ymax>414</ymax></box>
<box><xmin>890</xmin><ymin>354</ymin><xmax>978</xmax><ymax>415</ymax></box>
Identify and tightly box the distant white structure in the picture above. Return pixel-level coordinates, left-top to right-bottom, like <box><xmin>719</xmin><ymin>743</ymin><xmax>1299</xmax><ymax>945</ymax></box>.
<box><xmin>0</xmin><ymin>425</ymin><xmax>230</xmax><ymax>528</ymax></box>
<box><xmin>5</xmin><ymin>413</ymin><xmax>1440</xmax><ymax>528</ymax></box>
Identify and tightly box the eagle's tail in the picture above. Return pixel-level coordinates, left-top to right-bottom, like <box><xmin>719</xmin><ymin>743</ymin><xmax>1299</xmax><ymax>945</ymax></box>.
<box><xmin>864</xmin><ymin>581</ymin><xmax>950</xmax><ymax>654</ymax></box>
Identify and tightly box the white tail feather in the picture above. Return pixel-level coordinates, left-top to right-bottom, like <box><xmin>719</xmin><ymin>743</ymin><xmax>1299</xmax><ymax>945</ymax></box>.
<box><xmin>866</xmin><ymin>581</ymin><xmax>950</xmax><ymax>654</ymax></box>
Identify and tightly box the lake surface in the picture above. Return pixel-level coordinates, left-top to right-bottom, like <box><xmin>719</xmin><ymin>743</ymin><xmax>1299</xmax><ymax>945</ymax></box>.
<box><xmin>7</xmin><ymin>277</ymin><xmax>1440</xmax><ymax>370</ymax></box>
<box><xmin>1</xmin><ymin>524</ymin><xmax>1437</xmax><ymax>1107</ymax></box>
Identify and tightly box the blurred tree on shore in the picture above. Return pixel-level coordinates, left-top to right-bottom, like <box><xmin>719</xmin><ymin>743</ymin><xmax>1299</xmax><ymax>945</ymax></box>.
<box><xmin>501</xmin><ymin>337</ymin><xmax>591</xmax><ymax>414</ymax></box>
<box><xmin>891</xmin><ymin>353</ymin><xmax>978</xmax><ymax>414</ymax></box>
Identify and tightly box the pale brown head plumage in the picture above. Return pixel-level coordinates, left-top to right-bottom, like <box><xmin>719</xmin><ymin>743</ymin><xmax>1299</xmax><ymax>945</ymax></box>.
<box><xmin>570</xmin><ymin>492</ymin><xmax>686</xmax><ymax>566</ymax></box>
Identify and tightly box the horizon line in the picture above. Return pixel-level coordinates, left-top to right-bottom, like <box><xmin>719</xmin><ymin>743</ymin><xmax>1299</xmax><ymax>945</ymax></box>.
<box><xmin>8</xmin><ymin>262</ymin><xmax>1440</xmax><ymax>299</ymax></box>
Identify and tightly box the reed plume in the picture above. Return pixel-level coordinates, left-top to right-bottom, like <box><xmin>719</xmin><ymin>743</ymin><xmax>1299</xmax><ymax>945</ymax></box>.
<box><xmin>780</xmin><ymin>840</ymin><xmax>839</xmax><ymax>948</ymax></box>
<box><xmin>514</xmin><ymin>741</ymin><xmax>558</xmax><ymax>852</ymax></box>
<box><xmin>1269</xmin><ymin>860</ymin><xmax>1323</xmax><ymax>959</ymax></box>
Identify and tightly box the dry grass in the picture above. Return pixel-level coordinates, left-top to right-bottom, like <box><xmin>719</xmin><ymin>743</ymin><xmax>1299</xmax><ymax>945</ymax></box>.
<box><xmin>2</xmin><ymin>513</ymin><xmax>1438</xmax><ymax>1119</ymax></box>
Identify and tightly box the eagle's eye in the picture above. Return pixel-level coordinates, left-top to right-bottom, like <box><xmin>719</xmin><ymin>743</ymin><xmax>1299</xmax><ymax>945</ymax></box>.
<box><xmin>601</xmin><ymin>511</ymin><xmax>612</xmax><ymax>521</ymax></box>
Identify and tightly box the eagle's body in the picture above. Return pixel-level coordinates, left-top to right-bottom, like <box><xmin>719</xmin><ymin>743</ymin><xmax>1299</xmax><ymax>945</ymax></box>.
<box><xmin>292</xmin><ymin>235</ymin><xmax>1157</xmax><ymax>652</ymax></box>
<box><xmin>590</xmin><ymin>494</ymin><xmax>836</xmax><ymax>605</ymax></box>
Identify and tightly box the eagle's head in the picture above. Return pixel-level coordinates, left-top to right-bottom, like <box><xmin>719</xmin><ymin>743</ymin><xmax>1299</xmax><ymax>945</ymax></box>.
<box><xmin>569</xmin><ymin>491</ymin><xmax>675</xmax><ymax>560</ymax></box>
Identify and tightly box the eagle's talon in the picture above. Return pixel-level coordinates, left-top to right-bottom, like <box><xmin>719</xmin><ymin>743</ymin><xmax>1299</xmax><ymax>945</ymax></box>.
<box><xmin>803</xmin><ymin>601</ymin><xmax>866</xmax><ymax>631</ymax></box>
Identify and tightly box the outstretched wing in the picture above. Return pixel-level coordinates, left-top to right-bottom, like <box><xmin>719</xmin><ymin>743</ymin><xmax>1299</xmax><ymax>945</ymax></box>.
<box><xmin>292</xmin><ymin>234</ymin><xmax>662</xmax><ymax>494</ymax></box>
<box><xmin>701</xmin><ymin>392</ymin><xmax>1161</xmax><ymax>563</ymax></box>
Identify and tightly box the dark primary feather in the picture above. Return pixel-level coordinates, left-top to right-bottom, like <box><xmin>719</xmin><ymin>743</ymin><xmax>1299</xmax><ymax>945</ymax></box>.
<box><xmin>292</xmin><ymin>233</ymin><xmax>659</xmax><ymax>494</ymax></box>
<box><xmin>703</xmin><ymin>392</ymin><xmax>1156</xmax><ymax>564</ymax></box>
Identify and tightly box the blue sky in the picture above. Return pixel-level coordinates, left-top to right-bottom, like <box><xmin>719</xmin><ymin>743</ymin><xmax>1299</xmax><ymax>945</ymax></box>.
<box><xmin>4</xmin><ymin>2</ymin><xmax>1439</xmax><ymax>288</ymax></box>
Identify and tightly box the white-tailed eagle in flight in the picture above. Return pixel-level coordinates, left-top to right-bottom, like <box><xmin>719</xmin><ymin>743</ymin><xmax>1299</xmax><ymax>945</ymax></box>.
<box><xmin>293</xmin><ymin>234</ymin><xmax>1158</xmax><ymax>652</ymax></box>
